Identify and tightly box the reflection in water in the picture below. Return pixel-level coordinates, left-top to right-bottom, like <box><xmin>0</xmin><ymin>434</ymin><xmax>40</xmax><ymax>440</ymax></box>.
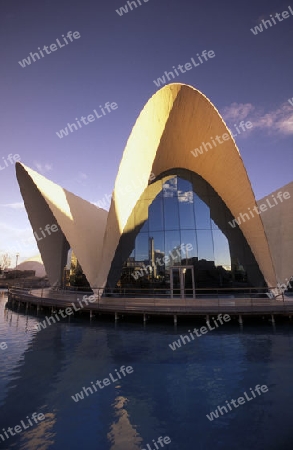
<box><xmin>18</xmin><ymin>412</ymin><xmax>56</xmax><ymax>450</ymax></box>
<box><xmin>107</xmin><ymin>396</ymin><xmax>142</xmax><ymax>450</ymax></box>
<box><xmin>1</xmin><ymin>291</ymin><xmax>293</xmax><ymax>449</ymax></box>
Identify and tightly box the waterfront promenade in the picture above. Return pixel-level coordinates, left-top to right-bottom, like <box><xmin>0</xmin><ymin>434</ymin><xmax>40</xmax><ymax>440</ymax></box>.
<box><xmin>6</xmin><ymin>287</ymin><xmax>293</xmax><ymax>323</ymax></box>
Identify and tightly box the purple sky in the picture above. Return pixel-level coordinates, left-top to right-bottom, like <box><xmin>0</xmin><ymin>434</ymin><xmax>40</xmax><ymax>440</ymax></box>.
<box><xmin>0</xmin><ymin>0</ymin><xmax>292</xmax><ymax>264</ymax></box>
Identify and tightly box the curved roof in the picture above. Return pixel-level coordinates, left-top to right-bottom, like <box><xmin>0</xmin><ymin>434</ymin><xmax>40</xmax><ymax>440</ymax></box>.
<box><xmin>16</xmin><ymin>83</ymin><xmax>278</xmax><ymax>290</ymax></box>
<box><xmin>96</xmin><ymin>83</ymin><xmax>277</xmax><ymax>288</ymax></box>
<box><xmin>16</xmin><ymin>163</ymin><xmax>108</xmax><ymax>287</ymax></box>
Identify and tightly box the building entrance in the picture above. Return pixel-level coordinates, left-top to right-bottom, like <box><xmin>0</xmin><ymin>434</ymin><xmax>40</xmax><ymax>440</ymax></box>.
<box><xmin>170</xmin><ymin>265</ymin><xmax>195</xmax><ymax>299</ymax></box>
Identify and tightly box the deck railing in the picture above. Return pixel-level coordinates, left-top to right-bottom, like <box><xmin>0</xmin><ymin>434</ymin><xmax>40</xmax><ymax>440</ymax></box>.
<box><xmin>7</xmin><ymin>285</ymin><xmax>292</xmax><ymax>312</ymax></box>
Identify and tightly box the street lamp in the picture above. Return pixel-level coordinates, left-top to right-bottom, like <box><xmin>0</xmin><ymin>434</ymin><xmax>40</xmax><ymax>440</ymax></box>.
<box><xmin>15</xmin><ymin>253</ymin><xmax>19</xmax><ymax>269</ymax></box>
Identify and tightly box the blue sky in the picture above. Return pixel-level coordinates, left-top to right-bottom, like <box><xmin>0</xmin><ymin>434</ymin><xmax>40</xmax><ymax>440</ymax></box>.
<box><xmin>0</xmin><ymin>0</ymin><xmax>292</xmax><ymax>264</ymax></box>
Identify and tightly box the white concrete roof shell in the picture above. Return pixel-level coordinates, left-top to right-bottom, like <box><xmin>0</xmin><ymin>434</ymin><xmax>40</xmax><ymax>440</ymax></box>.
<box><xmin>16</xmin><ymin>83</ymin><xmax>283</xmax><ymax>290</ymax></box>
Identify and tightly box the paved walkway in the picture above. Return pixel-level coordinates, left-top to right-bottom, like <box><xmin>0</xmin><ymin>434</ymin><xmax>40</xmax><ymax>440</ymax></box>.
<box><xmin>7</xmin><ymin>288</ymin><xmax>293</xmax><ymax>316</ymax></box>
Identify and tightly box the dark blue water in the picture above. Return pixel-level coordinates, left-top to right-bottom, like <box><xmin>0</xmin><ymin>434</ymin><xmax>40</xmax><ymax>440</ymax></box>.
<box><xmin>1</xmin><ymin>290</ymin><xmax>293</xmax><ymax>450</ymax></box>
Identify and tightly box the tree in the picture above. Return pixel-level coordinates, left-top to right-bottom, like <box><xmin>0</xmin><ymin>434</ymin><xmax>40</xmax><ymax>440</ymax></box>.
<box><xmin>0</xmin><ymin>253</ymin><xmax>11</xmax><ymax>271</ymax></box>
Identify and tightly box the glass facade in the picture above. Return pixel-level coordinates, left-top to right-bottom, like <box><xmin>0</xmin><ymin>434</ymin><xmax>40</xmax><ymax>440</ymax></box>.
<box><xmin>109</xmin><ymin>172</ymin><xmax>265</xmax><ymax>289</ymax></box>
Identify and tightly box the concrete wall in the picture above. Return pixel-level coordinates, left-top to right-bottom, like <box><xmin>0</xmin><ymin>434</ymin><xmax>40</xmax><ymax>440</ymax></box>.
<box><xmin>257</xmin><ymin>182</ymin><xmax>293</xmax><ymax>285</ymax></box>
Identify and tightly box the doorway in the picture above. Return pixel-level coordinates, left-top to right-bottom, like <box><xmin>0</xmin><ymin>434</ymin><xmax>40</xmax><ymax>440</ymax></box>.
<box><xmin>170</xmin><ymin>265</ymin><xmax>195</xmax><ymax>299</ymax></box>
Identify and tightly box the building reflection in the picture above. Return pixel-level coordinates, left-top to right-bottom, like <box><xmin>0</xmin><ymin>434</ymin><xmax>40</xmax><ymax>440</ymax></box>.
<box><xmin>2</xmin><ymin>294</ymin><xmax>291</xmax><ymax>449</ymax></box>
<box><xmin>115</xmin><ymin>172</ymin><xmax>263</xmax><ymax>290</ymax></box>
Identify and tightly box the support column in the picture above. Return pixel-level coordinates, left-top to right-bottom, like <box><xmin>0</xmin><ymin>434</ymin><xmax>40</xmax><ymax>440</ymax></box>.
<box><xmin>170</xmin><ymin>268</ymin><xmax>174</xmax><ymax>299</ymax></box>
<box><xmin>191</xmin><ymin>267</ymin><xmax>195</xmax><ymax>299</ymax></box>
<box><xmin>180</xmin><ymin>269</ymin><xmax>184</xmax><ymax>299</ymax></box>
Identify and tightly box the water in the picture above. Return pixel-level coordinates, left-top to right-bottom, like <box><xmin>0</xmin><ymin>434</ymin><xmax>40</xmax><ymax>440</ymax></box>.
<box><xmin>1</xmin><ymin>289</ymin><xmax>293</xmax><ymax>450</ymax></box>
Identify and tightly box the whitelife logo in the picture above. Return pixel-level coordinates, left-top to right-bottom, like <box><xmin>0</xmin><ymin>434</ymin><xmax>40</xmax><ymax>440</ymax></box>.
<box><xmin>141</xmin><ymin>435</ymin><xmax>171</xmax><ymax>450</ymax></box>
<box><xmin>56</xmin><ymin>102</ymin><xmax>118</xmax><ymax>139</ymax></box>
<box><xmin>190</xmin><ymin>121</ymin><xmax>252</xmax><ymax>158</ymax></box>
<box><xmin>71</xmin><ymin>366</ymin><xmax>134</xmax><ymax>402</ymax></box>
<box><xmin>267</xmin><ymin>278</ymin><xmax>293</xmax><ymax>299</ymax></box>
<box><xmin>228</xmin><ymin>191</ymin><xmax>291</xmax><ymax>228</ymax></box>
<box><xmin>153</xmin><ymin>50</ymin><xmax>215</xmax><ymax>87</ymax></box>
<box><xmin>132</xmin><ymin>243</ymin><xmax>193</xmax><ymax>280</ymax></box>
<box><xmin>0</xmin><ymin>412</ymin><xmax>46</xmax><ymax>444</ymax></box>
<box><xmin>33</xmin><ymin>223</ymin><xmax>59</xmax><ymax>242</ymax></box>
<box><xmin>95</xmin><ymin>172</ymin><xmax>155</xmax><ymax>209</ymax></box>
<box><xmin>206</xmin><ymin>384</ymin><xmax>269</xmax><ymax>421</ymax></box>
<box><xmin>169</xmin><ymin>314</ymin><xmax>231</xmax><ymax>351</ymax></box>
<box><xmin>250</xmin><ymin>5</ymin><xmax>293</xmax><ymax>35</ymax></box>
<box><xmin>0</xmin><ymin>153</ymin><xmax>21</xmax><ymax>171</ymax></box>
<box><xmin>18</xmin><ymin>31</ymin><xmax>81</xmax><ymax>68</ymax></box>
<box><xmin>33</xmin><ymin>294</ymin><xmax>98</xmax><ymax>332</ymax></box>
<box><xmin>116</xmin><ymin>0</ymin><xmax>150</xmax><ymax>16</ymax></box>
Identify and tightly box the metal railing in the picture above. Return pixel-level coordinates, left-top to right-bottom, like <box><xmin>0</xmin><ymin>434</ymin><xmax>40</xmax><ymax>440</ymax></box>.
<box><xmin>8</xmin><ymin>285</ymin><xmax>286</xmax><ymax>299</ymax></box>
<box><xmin>7</xmin><ymin>286</ymin><xmax>292</xmax><ymax>315</ymax></box>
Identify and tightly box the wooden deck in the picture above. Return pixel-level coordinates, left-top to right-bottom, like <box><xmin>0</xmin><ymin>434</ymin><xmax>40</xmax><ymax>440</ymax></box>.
<box><xmin>6</xmin><ymin>288</ymin><xmax>293</xmax><ymax>322</ymax></box>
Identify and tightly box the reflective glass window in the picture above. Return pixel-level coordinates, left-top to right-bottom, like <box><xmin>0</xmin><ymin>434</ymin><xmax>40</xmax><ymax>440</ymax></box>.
<box><xmin>164</xmin><ymin>196</ymin><xmax>180</xmax><ymax>230</ymax></box>
<box><xmin>150</xmin><ymin>231</ymin><xmax>165</xmax><ymax>257</ymax></box>
<box><xmin>197</xmin><ymin>230</ymin><xmax>215</xmax><ymax>262</ymax></box>
<box><xmin>177</xmin><ymin>177</ymin><xmax>192</xmax><ymax>193</ymax></box>
<box><xmin>194</xmin><ymin>195</ymin><xmax>211</xmax><ymax>229</ymax></box>
<box><xmin>135</xmin><ymin>233</ymin><xmax>149</xmax><ymax>262</ymax></box>
<box><xmin>165</xmin><ymin>230</ymin><xmax>181</xmax><ymax>266</ymax></box>
<box><xmin>139</xmin><ymin>216</ymin><xmax>149</xmax><ymax>232</ymax></box>
<box><xmin>149</xmin><ymin>196</ymin><xmax>164</xmax><ymax>232</ymax></box>
<box><xmin>163</xmin><ymin>177</ymin><xmax>178</xmax><ymax>197</ymax></box>
<box><xmin>180</xmin><ymin>230</ymin><xmax>198</xmax><ymax>259</ymax></box>
<box><xmin>212</xmin><ymin>229</ymin><xmax>231</xmax><ymax>269</ymax></box>
<box><xmin>118</xmin><ymin>174</ymin><xmax>263</xmax><ymax>288</ymax></box>
<box><xmin>179</xmin><ymin>195</ymin><xmax>195</xmax><ymax>229</ymax></box>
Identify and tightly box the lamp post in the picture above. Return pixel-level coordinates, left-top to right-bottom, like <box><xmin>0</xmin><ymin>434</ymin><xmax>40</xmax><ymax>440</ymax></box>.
<box><xmin>14</xmin><ymin>253</ymin><xmax>20</xmax><ymax>284</ymax></box>
<box><xmin>63</xmin><ymin>266</ymin><xmax>67</xmax><ymax>290</ymax></box>
<box><xmin>181</xmin><ymin>267</ymin><xmax>187</xmax><ymax>299</ymax></box>
<box><xmin>15</xmin><ymin>253</ymin><xmax>19</xmax><ymax>269</ymax></box>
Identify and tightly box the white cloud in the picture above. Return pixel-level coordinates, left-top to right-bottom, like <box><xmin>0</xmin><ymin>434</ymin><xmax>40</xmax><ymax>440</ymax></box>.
<box><xmin>75</xmin><ymin>172</ymin><xmax>88</xmax><ymax>185</ymax></box>
<box><xmin>0</xmin><ymin>202</ymin><xmax>24</xmax><ymax>209</ymax></box>
<box><xmin>178</xmin><ymin>191</ymin><xmax>194</xmax><ymax>203</ymax></box>
<box><xmin>221</xmin><ymin>102</ymin><xmax>255</xmax><ymax>122</ymax></box>
<box><xmin>221</xmin><ymin>101</ymin><xmax>293</xmax><ymax>136</ymax></box>
<box><xmin>0</xmin><ymin>222</ymin><xmax>38</xmax><ymax>259</ymax></box>
<box><xmin>33</xmin><ymin>161</ymin><xmax>53</xmax><ymax>173</ymax></box>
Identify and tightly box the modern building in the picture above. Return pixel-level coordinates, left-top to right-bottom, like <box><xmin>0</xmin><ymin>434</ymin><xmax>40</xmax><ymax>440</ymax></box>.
<box><xmin>15</xmin><ymin>83</ymin><xmax>293</xmax><ymax>298</ymax></box>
